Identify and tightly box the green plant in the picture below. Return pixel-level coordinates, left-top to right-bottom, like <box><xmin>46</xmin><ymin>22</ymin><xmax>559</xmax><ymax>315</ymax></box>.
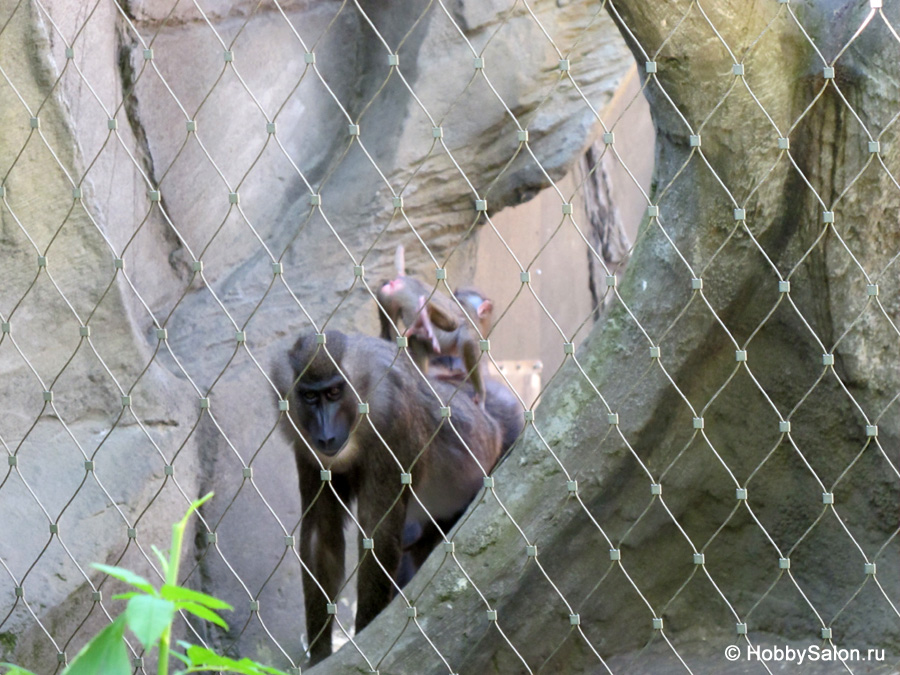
<box><xmin>2</xmin><ymin>494</ymin><xmax>291</xmax><ymax>675</ymax></box>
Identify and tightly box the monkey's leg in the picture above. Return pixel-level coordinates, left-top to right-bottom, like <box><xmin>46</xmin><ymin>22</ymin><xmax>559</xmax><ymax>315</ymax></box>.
<box><xmin>355</xmin><ymin>483</ymin><xmax>409</xmax><ymax>632</ymax></box>
<box><xmin>406</xmin><ymin>520</ymin><xmax>444</xmax><ymax>569</ymax></box>
<box><xmin>462</xmin><ymin>337</ymin><xmax>486</xmax><ymax>408</ymax></box>
<box><xmin>408</xmin><ymin>336</ymin><xmax>432</xmax><ymax>373</ymax></box>
<box><xmin>299</xmin><ymin>469</ymin><xmax>348</xmax><ymax>664</ymax></box>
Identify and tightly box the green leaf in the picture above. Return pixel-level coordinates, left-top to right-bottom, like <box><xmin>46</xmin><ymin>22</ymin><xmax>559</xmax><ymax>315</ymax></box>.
<box><xmin>110</xmin><ymin>592</ymin><xmax>141</xmax><ymax>601</ymax></box>
<box><xmin>160</xmin><ymin>584</ymin><xmax>232</xmax><ymax>611</ymax></box>
<box><xmin>0</xmin><ymin>664</ymin><xmax>40</xmax><ymax>675</ymax></box>
<box><xmin>177</xmin><ymin>645</ymin><xmax>294</xmax><ymax>675</ymax></box>
<box><xmin>179</xmin><ymin>493</ymin><xmax>214</xmax><ymax>530</ymax></box>
<box><xmin>177</xmin><ymin>601</ymin><xmax>228</xmax><ymax>630</ymax></box>
<box><xmin>183</xmin><ymin>646</ymin><xmax>272</xmax><ymax>674</ymax></box>
<box><xmin>125</xmin><ymin>595</ymin><xmax>176</xmax><ymax>650</ymax></box>
<box><xmin>150</xmin><ymin>545</ymin><xmax>170</xmax><ymax>577</ymax></box>
<box><xmin>184</xmin><ymin>645</ymin><xmax>232</xmax><ymax>668</ymax></box>
<box><xmin>92</xmin><ymin>564</ymin><xmax>155</xmax><ymax>594</ymax></box>
<box><xmin>63</xmin><ymin>615</ymin><xmax>130</xmax><ymax>675</ymax></box>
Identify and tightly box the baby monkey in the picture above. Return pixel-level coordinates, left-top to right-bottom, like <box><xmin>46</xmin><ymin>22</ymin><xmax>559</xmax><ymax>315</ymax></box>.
<box><xmin>375</xmin><ymin>247</ymin><xmax>492</xmax><ymax>407</ymax></box>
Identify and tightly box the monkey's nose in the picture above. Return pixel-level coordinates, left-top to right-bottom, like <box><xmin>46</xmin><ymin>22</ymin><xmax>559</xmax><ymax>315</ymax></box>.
<box><xmin>317</xmin><ymin>435</ymin><xmax>340</xmax><ymax>455</ymax></box>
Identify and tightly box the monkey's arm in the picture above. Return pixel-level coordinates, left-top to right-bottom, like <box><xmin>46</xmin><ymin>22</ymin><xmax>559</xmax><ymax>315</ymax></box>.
<box><xmin>299</xmin><ymin>468</ymin><xmax>348</xmax><ymax>665</ymax></box>
<box><xmin>404</xmin><ymin>295</ymin><xmax>441</xmax><ymax>352</ymax></box>
<box><xmin>460</xmin><ymin>335</ymin><xmax>486</xmax><ymax>408</ymax></box>
<box><xmin>375</xmin><ymin>288</ymin><xmax>398</xmax><ymax>341</ymax></box>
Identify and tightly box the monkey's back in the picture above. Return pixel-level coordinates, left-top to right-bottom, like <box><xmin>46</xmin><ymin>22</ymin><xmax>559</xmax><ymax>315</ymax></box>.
<box><xmin>343</xmin><ymin>335</ymin><xmax>502</xmax><ymax>522</ymax></box>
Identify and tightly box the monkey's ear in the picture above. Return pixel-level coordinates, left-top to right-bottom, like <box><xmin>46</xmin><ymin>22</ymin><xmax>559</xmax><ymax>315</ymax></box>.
<box><xmin>477</xmin><ymin>299</ymin><xmax>493</xmax><ymax>319</ymax></box>
<box><xmin>428</xmin><ymin>303</ymin><xmax>459</xmax><ymax>332</ymax></box>
<box><xmin>288</xmin><ymin>334</ymin><xmax>313</xmax><ymax>376</ymax></box>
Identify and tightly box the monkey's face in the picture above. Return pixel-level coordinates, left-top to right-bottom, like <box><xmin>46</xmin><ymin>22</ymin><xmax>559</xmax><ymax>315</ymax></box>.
<box><xmin>377</xmin><ymin>277</ymin><xmax>408</xmax><ymax>310</ymax></box>
<box><xmin>294</xmin><ymin>376</ymin><xmax>355</xmax><ymax>456</ymax></box>
<box><xmin>379</xmin><ymin>278</ymin><xmax>403</xmax><ymax>294</ymax></box>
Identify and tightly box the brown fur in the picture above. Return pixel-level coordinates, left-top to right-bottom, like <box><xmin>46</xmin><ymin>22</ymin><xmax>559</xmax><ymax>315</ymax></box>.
<box><xmin>276</xmin><ymin>331</ymin><xmax>502</xmax><ymax>664</ymax></box>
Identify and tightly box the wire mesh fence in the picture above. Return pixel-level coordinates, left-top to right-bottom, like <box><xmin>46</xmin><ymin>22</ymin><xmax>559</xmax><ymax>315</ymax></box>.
<box><xmin>1</xmin><ymin>0</ymin><xmax>898</xmax><ymax>673</ymax></box>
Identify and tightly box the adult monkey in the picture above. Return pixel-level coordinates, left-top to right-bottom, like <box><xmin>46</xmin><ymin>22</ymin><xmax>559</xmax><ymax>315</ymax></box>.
<box><xmin>276</xmin><ymin>330</ymin><xmax>502</xmax><ymax>664</ymax></box>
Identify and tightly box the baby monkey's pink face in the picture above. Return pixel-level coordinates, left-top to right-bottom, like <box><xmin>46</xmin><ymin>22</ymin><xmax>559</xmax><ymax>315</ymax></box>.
<box><xmin>380</xmin><ymin>278</ymin><xmax>405</xmax><ymax>294</ymax></box>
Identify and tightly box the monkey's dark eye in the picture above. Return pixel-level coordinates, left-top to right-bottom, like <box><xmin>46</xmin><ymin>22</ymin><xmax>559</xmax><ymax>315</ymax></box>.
<box><xmin>301</xmin><ymin>391</ymin><xmax>318</xmax><ymax>404</ymax></box>
<box><xmin>325</xmin><ymin>385</ymin><xmax>343</xmax><ymax>402</ymax></box>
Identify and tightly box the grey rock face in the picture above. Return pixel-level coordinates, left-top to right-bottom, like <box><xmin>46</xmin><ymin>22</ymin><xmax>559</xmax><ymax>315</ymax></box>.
<box><xmin>0</xmin><ymin>0</ymin><xmax>632</xmax><ymax>671</ymax></box>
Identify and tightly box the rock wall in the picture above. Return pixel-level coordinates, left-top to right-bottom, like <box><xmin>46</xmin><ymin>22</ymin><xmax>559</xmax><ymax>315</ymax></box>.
<box><xmin>0</xmin><ymin>0</ymin><xmax>634</xmax><ymax>670</ymax></box>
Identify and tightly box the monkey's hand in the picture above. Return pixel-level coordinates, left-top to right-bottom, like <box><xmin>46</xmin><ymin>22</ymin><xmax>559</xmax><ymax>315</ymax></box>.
<box><xmin>404</xmin><ymin>296</ymin><xmax>442</xmax><ymax>353</ymax></box>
